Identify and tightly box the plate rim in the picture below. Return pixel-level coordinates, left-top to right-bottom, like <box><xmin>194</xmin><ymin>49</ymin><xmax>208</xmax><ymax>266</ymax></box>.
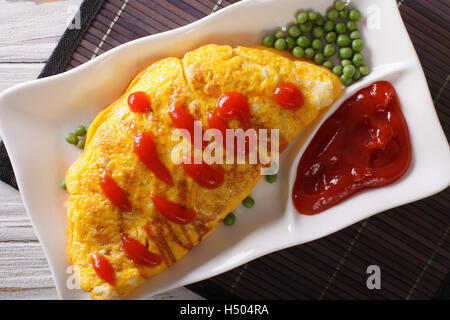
<box><xmin>0</xmin><ymin>0</ymin><xmax>449</xmax><ymax>300</ymax></box>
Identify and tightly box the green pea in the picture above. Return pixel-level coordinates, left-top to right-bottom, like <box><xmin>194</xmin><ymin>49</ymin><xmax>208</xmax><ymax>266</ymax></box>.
<box><xmin>77</xmin><ymin>138</ymin><xmax>86</xmax><ymax>150</ymax></box>
<box><xmin>336</xmin><ymin>34</ymin><xmax>351</xmax><ymax>47</ymax></box>
<box><xmin>323</xmin><ymin>60</ymin><xmax>334</xmax><ymax>70</ymax></box>
<box><xmin>350</xmin><ymin>30</ymin><xmax>361</xmax><ymax>40</ymax></box>
<box><xmin>359</xmin><ymin>65</ymin><xmax>370</xmax><ymax>76</ymax></box>
<box><xmin>243</xmin><ymin>196</ymin><xmax>255</xmax><ymax>208</ymax></box>
<box><xmin>304</xmin><ymin>48</ymin><xmax>315</xmax><ymax>59</ymax></box>
<box><xmin>339</xmin><ymin>47</ymin><xmax>353</xmax><ymax>59</ymax></box>
<box><xmin>339</xmin><ymin>7</ymin><xmax>349</xmax><ymax>19</ymax></box>
<box><xmin>315</xmin><ymin>15</ymin><xmax>325</xmax><ymax>26</ymax></box>
<box><xmin>312</xmin><ymin>26</ymin><xmax>324</xmax><ymax>38</ymax></box>
<box><xmin>333</xmin><ymin>65</ymin><xmax>343</xmax><ymax>76</ymax></box>
<box><xmin>312</xmin><ymin>39</ymin><xmax>323</xmax><ymax>50</ymax></box>
<box><xmin>285</xmin><ymin>37</ymin><xmax>296</xmax><ymax>50</ymax></box>
<box><xmin>262</xmin><ymin>35</ymin><xmax>275</xmax><ymax>47</ymax></box>
<box><xmin>352</xmin><ymin>39</ymin><xmax>364</xmax><ymax>52</ymax></box>
<box><xmin>341</xmin><ymin>59</ymin><xmax>352</xmax><ymax>67</ymax></box>
<box><xmin>74</xmin><ymin>125</ymin><xmax>87</xmax><ymax>136</ymax></box>
<box><xmin>323</xmin><ymin>44</ymin><xmax>336</xmax><ymax>57</ymax></box>
<box><xmin>288</xmin><ymin>25</ymin><xmax>301</xmax><ymax>38</ymax></box>
<box><xmin>349</xmin><ymin>9</ymin><xmax>362</xmax><ymax>22</ymax></box>
<box><xmin>60</xmin><ymin>179</ymin><xmax>67</xmax><ymax>190</ymax></box>
<box><xmin>223</xmin><ymin>213</ymin><xmax>236</xmax><ymax>226</ymax></box>
<box><xmin>343</xmin><ymin>65</ymin><xmax>356</xmax><ymax>77</ymax></box>
<box><xmin>274</xmin><ymin>38</ymin><xmax>287</xmax><ymax>51</ymax></box>
<box><xmin>335</xmin><ymin>22</ymin><xmax>347</xmax><ymax>34</ymax></box>
<box><xmin>296</xmin><ymin>11</ymin><xmax>308</xmax><ymax>24</ymax></box>
<box><xmin>324</xmin><ymin>20</ymin><xmax>334</xmax><ymax>32</ymax></box>
<box><xmin>314</xmin><ymin>53</ymin><xmax>325</xmax><ymax>64</ymax></box>
<box><xmin>334</xmin><ymin>0</ymin><xmax>346</xmax><ymax>11</ymax></box>
<box><xmin>265</xmin><ymin>174</ymin><xmax>277</xmax><ymax>183</ymax></box>
<box><xmin>292</xmin><ymin>46</ymin><xmax>305</xmax><ymax>58</ymax></box>
<box><xmin>300</xmin><ymin>21</ymin><xmax>313</xmax><ymax>33</ymax></box>
<box><xmin>352</xmin><ymin>53</ymin><xmax>364</xmax><ymax>66</ymax></box>
<box><xmin>325</xmin><ymin>31</ymin><xmax>337</xmax><ymax>43</ymax></box>
<box><xmin>340</xmin><ymin>74</ymin><xmax>353</xmax><ymax>86</ymax></box>
<box><xmin>347</xmin><ymin>21</ymin><xmax>357</xmax><ymax>32</ymax></box>
<box><xmin>275</xmin><ymin>30</ymin><xmax>285</xmax><ymax>39</ymax></box>
<box><xmin>353</xmin><ymin>70</ymin><xmax>362</xmax><ymax>81</ymax></box>
<box><xmin>327</xmin><ymin>9</ymin><xmax>339</xmax><ymax>21</ymax></box>
<box><xmin>297</xmin><ymin>35</ymin><xmax>311</xmax><ymax>48</ymax></box>
<box><xmin>308</xmin><ymin>11</ymin><xmax>318</xmax><ymax>21</ymax></box>
<box><xmin>65</xmin><ymin>132</ymin><xmax>78</xmax><ymax>145</ymax></box>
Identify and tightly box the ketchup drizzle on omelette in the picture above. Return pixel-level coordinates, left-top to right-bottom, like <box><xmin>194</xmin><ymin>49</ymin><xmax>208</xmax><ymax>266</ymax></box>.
<box><xmin>168</xmin><ymin>102</ymin><xmax>205</xmax><ymax>149</ymax></box>
<box><xmin>274</xmin><ymin>83</ymin><xmax>305</xmax><ymax>110</ymax></box>
<box><xmin>91</xmin><ymin>253</ymin><xmax>116</xmax><ymax>286</ymax></box>
<box><xmin>121</xmin><ymin>234</ymin><xmax>163</xmax><ymax>267</ymax></box>
<box><xmin>207</xmin><ymin>112</ymin><xmax>229</xmax><ymax>138</ymax></box>
<box><xmin>207</xmin><ymin>111</ymin><xmax>235</xmax><ymax>152</ymax></box>
<box><xmin>99</xmin><ymin>172</ymin><xmax>132</xmax><ymax>212</ymax></box>
<box><xmin>151</xmin><ymin>195</ymin><xmax>196</xmax><ymax>225</ymax></box>
<box><xmin>127</xmin><ymin>91</ymin><xmax>152</xmax><ymax>113</ymax></box>
<box><xmin>134</xmin><ymin>132</ymin><xmax>173</xmax><ymax>186</ymax></box>
<box><xmin>293</xmin><ymin>81</ymin><xmax>411</xmax><ymax>215</ymax></box>
<box><xmin>181</xmin><ymin>154</ymin><xmax>225</xmax><ymax>189</ymax></box>
<box><xmin>217</xmin><ymin>92</ymin><xmax>251</xmax><ymax>129</ymax></box>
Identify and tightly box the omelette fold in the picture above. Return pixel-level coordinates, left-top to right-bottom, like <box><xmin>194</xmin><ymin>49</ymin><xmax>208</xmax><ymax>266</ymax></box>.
<box><xmin>65</xmin><ymin>44</ymin><xmax>343</xmax><ymax>299</ymax></box>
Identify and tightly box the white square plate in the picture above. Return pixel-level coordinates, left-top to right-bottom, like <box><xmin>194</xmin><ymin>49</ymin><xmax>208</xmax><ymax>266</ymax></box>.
<box><xmin>0</xmin><ymin>0</ymin><xmax>449</xmax><ymax>300</ymax></box>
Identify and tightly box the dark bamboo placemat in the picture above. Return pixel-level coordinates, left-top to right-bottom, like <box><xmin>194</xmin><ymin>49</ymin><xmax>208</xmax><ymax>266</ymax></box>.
<box><xmin>1</xmin><ymin>0</ymin><xmax>449</xmax><ymax>299</ymax></box>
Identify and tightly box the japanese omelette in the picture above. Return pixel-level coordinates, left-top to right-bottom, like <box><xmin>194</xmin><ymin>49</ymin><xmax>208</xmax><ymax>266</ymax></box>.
<box><xmin>65</xmin><ymin>44</ymin><xmax>343</xmax><ymax>299</ymax></box>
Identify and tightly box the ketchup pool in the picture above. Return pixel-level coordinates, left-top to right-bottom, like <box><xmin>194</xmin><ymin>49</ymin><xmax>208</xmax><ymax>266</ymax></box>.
<box><xmin>292</xmin><ymin>81</ymin><xmax>412</xmax><ymax>215</ymax></box>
